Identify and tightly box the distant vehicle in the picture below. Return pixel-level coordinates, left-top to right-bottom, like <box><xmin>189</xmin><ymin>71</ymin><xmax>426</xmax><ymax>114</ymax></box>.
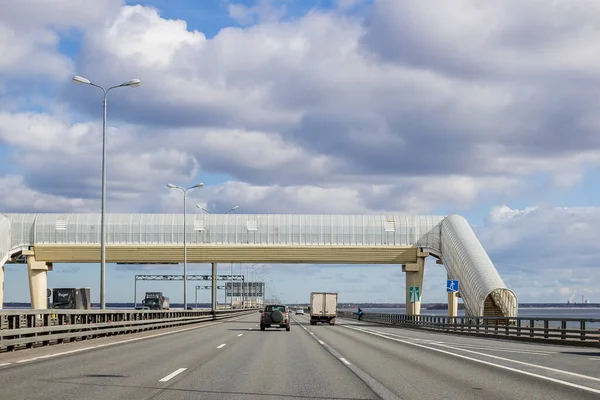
<box><xmin>295</xmin><ymin>308</ymin><xmax>305</xmax><ymax>315</ymax></box>
<box><xmin>52</xmin><ymin>288</ymin><xmax>91</xmax><ymax>309</ymax></box>
<box><xmin>142</xmin><ymin>292</ymin><xmax>170</xmax><ymax>310</ymax></box>
<box><xmin>310</xmin><ymin>292</ymin><xmax>337</xmax><ymax>326</ymax></box>
<box><xmin>260</xmin><ymin>304</ymin><xmax>291</xmax><ymax>331</ymax></box>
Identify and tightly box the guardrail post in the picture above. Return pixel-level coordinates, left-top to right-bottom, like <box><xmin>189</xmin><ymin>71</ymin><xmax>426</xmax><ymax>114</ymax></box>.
<box><xmin>529</xmin><ymin>319</ymin><xmax>534</xmax><ymax>337</ymax></box>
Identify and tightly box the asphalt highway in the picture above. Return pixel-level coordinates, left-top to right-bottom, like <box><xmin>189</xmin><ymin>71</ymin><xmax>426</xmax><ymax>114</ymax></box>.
<box><xmin>0</xmin><ymin>312</ymin><xmax>598</xmax><ymax>399</ymax></box>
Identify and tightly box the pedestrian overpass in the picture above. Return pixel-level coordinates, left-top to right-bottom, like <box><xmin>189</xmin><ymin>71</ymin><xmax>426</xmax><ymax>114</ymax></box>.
<box><xmin>0</xmin><ymin>213</ymin><xmax>518</xmax><ymax>317</ymax></box>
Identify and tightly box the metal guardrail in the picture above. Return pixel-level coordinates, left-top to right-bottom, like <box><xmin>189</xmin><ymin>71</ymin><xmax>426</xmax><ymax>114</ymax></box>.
<box><xmin>0</xmin><ymin>308</ymin><xmax>258</xmax><ymax>352</ymax></box>
<box><xmin>338</xmin><ymin>311</ymin><xmax>600</xmax><ymax>346</ymax></box>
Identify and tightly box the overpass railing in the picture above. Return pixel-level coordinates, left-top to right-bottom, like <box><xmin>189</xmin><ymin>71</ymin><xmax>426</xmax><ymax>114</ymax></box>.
<box><xmin>0</xmin><ymin>308</ymin><xmax>257</xmax><ymax>352</ymax></box>
<box><xmin>338</xmin><ymin>311</ymin><xmax>600</xmax><ymax>346</ymax></box>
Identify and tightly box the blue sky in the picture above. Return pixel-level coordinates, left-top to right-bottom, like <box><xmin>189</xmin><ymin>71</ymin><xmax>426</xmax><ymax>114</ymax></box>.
<box><xmin>1</xmin><ymin>0</ymin><xmax>600</xmax><ymax>306</ymax></box>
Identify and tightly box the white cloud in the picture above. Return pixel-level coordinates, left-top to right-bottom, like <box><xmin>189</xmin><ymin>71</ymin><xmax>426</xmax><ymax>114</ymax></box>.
<box><xmin>0</xmin><ymin>0</ymin><xmax>122</xmax><ymax>81</ymax></box>
<box><xmin>100</xmin><ymin>5</ymin><xmax>207</xmax><ymax>69</ymax></box>
<box><xmin>0</xmin><ymin>23</ymin><xmax>71</xmax><ymax>79</ymax></box>
<box><xmin>476</xmin><ymin>206</ymin><xmax>600</xmax><ymax>302</ymax></box>
<box><xmin>0</xmin><ymin>111</ymin><xmax>92</xmax><ymax>153</ymax></box>
<box><xmin>2</xmin><ymin>1</ymin><xmax>600</xmax><ymax>303</ymax></box>
<box><xmin>60</xmin><ymin>2</ymin><xmax>600</xmax><ymax>191</ymax></box>
<box><xmin>0</xmin><ymin>175</ymin><xmax>90</xmax><ymax>212</ymax></box>
<box><xmin>362</xmin><ymin>0</ymin><xmax>600</xmax><ymax>77</ymax></box>
<box><xmin>3</xmin><ymin>1</ymin><xmax>600</xmax><ymax>214</ymax></box>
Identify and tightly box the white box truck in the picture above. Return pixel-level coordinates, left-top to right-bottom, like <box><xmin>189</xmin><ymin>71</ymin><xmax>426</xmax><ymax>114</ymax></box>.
<box><xmin>310</xmin><ymin>292</ymin><xmax>338</xmax><ymax>326</ymax></box>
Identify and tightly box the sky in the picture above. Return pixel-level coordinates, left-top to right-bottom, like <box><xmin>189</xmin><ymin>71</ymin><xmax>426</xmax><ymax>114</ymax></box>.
<box><xmin>1</xmin><ymin>0</ymin><xmax>599</xmax><ymax>305</ymax></box>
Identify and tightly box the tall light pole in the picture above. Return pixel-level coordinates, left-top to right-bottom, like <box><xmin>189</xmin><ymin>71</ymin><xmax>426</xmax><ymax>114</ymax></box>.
<box><xmin>167</xmin><ymin>183</ymin><xmax>204</xmax><ymax>309</ymax></box>
<box><xmin>72</xmin><ymin>75</ymin><xmax>141</xmax><ymax>310</ymax></box>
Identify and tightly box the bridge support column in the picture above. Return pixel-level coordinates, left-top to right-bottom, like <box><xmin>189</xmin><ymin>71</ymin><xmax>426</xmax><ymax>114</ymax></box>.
<box><xmin>211</xmin><ymin>263</ymin><xmax>217</xmax><ymax>313</ymax></box>
<box><xmin>0</xmin><ymin>264</ymin><xmax>4</xmax><ymax>310</ymax></box>
<box><xmin>440</xmin><ymin>264</ymin><xmax>459</xmax><ymax>317</ymax></box>
<box><xmin>27</xmin><ymin>255</ymin><xmax>52</xmax><ymax>309</ymax></box>
<box><xmin>403</xmin><ymin>249</ymin><xmax>427</xmax><ymax>315</ymax></box>
<box><xmin>448</xmin><ymin>290</ymin><xmax>458</xmax><ymax>317</ymax></box>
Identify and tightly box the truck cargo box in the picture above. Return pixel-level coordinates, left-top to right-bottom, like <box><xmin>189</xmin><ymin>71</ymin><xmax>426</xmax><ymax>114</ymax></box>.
<box><xmin>310</xmin><ymin>292</ymin><xmax>338</xmax><ymax>325</ymax></box>
<box><xmin>52</xmin><ymin>288</ymin><xmax>91</xmax><ymax>309</ymax></box>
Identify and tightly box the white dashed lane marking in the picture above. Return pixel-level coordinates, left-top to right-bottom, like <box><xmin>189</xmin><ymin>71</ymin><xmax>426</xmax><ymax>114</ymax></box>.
<box><xmin>159</xmin><ymin>368</ymin><xmax>187</xmax><ymax>382</ymax></box>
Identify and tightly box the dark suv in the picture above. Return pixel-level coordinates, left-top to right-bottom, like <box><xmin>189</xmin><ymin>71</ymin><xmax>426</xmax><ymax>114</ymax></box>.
<box><xmin>260</xmin><ymin>304</ymin><xmax>291</xmax><ymax>331</ymax></box>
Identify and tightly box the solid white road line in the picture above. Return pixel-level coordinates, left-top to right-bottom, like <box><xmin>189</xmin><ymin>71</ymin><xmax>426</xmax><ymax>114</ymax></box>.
<box><xmin>340</xmin><ymin>357</ymin><xmax>352</xmax><ymax>365</ymax></box>
<box><xmin>437</xmin><ymin>343</ymin><xmax>553</xmax><ymax>356</ymax></box>
<box><xmin>344</xmin><ymin>325</ymin><xmax>600</xmax><ymax>395</ymax></box>
<box><xmin>159</xmin><ymin>368</ymin><xmax>187</xmax><ymax>382</ymax></box>
<box><xmin>0</xmin><ymin>363</ymin><xmax>11</xmax><ymax>367</ymax></box>
<box><xmin>349</xmin><ymin>326</ymin><xmax>600</xmax><ymax>382</ymax></box>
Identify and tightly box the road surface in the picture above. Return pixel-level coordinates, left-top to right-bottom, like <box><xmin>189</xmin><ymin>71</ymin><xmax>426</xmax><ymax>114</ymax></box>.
<box><xmin>0</xmin><ymin>312</ymin><xmax>598</xmax><ymax>399</ymax></box>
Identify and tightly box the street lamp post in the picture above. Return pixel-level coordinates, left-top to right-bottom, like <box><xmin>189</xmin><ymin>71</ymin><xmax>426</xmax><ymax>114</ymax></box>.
<box><xmin>166</xmin><ymin>183</ymin><xmax>204</xmax><ymax>309</ymax></box>
<box><xmin>72</xmin><ymin>75</ymin><xmax>141</xmax><ymax>310</ymax></box>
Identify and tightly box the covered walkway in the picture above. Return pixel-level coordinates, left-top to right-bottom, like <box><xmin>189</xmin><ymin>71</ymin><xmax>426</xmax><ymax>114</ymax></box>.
<box><xmin>0</xmin><ymin>213</ymin><xmax>517</xmax><ymax>317</ymax></box>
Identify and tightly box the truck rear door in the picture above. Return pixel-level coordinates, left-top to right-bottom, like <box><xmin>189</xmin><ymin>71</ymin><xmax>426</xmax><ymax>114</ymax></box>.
<box><xmin>312</xmin><ymin>293</ymin><xmax>324</xmax><ymax>316</ymax></box>
<box><xmin>325</xmin><ymin>293</ymin><xmax>337</xmax><ymax>316</ymax></box>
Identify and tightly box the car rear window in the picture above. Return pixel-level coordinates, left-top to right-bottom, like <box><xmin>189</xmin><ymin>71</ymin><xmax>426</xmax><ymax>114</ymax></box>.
<box><xmin>266</xmin><ymin>305</ymin><xmax>286</xmax><ymax>312</ymax></box>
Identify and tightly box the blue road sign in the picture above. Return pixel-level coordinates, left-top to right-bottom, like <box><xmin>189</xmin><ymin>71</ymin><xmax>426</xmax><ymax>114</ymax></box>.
<box><xmin>447</xmin><ymin>279</ymin><xmax>459</xmax><ymax>292</ymax></box>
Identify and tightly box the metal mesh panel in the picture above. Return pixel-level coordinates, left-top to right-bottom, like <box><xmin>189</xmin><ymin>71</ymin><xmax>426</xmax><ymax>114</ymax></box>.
<box><xmin>0</xmin><ymin>214</ymin><xmax>10</xmax><ymax>265</ymax></box>
<box><xmin>0</xmin><ymin>211</ymin><xmax>475</xmax><ymax>250</ymax></box>
<box><xmin>6</xmin><ymin>213</ymin><xmax>36</xmax><ymax>249</ymax></box>
<box><xmin>3</xmin><ymin>213</ymin><xmax>446</xmax><ymax>246</ymax></box>
<box><xmin>440</xmin><ymin>215</ymin><xmax>518</xmax><ymax>317</ymax></box>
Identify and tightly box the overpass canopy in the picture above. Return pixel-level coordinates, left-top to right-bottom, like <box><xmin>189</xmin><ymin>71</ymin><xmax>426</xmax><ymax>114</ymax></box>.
<box><xmin>0</xmin><ymin>213</ymin><xmax>517</xmax><ymax>317</ymax></box>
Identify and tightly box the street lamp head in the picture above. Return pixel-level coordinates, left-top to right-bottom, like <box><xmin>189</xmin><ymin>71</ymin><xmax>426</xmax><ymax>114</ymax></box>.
<box><xmin>224</xmin><ymin>205</ymin><xmax>239</xmax><ymax>214</ymax></box>
<box><xmin>121</xmin><ymin>78</ymin><xmax>141</xmax><ymax>87</ymax></box>
<box><xmin>196</xmin><ymin>204</ymin><xmax>210</xmax><ymax>214</ymax></box>
<box><xmin>193</xmin><ymin>183</ymin><xmax>204</xmax><ymax>188</ymax></box>
<box><xmin>72</xmin><ymin>75</ymin><xmax>91</xmax><ymax>85</ymax></box>
<box><xmin>166</xmin><ymin>183</ymin><xmax>177</xmax><ymax>189</ymax></box>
